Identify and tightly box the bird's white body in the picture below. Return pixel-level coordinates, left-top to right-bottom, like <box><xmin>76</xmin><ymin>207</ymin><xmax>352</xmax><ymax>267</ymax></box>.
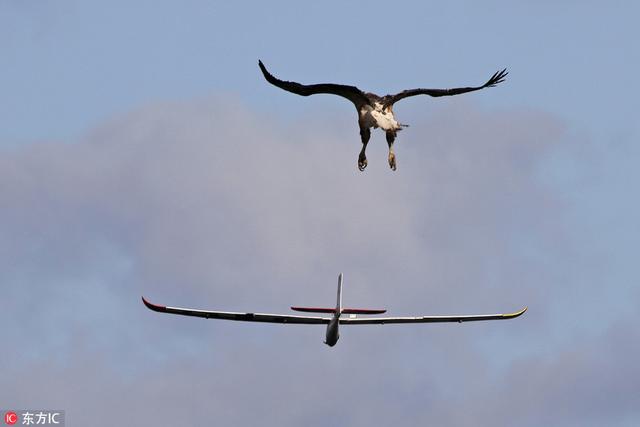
<box><xmin>360</xmin><ymin>102</ymin><xmax>401</xmax><ymax>131</ymax></box>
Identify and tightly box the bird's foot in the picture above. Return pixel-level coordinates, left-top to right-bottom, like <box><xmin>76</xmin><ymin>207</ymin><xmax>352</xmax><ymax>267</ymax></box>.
<box><xmin>358</xmin><ymin>154</ymin><xmax>368</xmax><ymax>171</ymax></box>
<box><xmin>388</xmin><ymin>152</ymin><xmax>397</xmax><ymax>171</ymax></box>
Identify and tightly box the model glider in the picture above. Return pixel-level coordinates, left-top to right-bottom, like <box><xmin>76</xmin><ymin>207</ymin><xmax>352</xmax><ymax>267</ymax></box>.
<box><xmin>258</xmin><ymin>60</ymin><xmax>507</xmax><ymax>171</ymax></box>
<box><xmin>142</xmin><ymin>274</ymin><xmax>526</xmax><ymax>347</ymax></box>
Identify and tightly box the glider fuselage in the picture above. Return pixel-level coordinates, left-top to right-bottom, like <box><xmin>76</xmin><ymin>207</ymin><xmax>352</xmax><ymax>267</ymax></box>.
<box><xmin>324</xmin><ymin>273</ymin><xmax>343</xmax><ymax>346</ymax></box>
<box><xmin>325</xmin><ymin>315</ymin><xmax>340</xmax><ymax>347</ymax></box>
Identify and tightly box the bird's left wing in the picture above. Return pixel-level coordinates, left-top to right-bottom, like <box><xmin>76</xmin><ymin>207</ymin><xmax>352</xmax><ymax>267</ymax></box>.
<box><xmin>142</xmin><ymin>297</ymin><xmax>330</xmax><ymax>324</ymax></box>
<box><xmin>339</xmin><ymin>307</ymin><xmax>526</xmax><ymax>325</ymax></box>
<box><xmin>383</xmin><ymin>68</ymin><xmax>508</xmax><ymax>107</ymax></box>
<box><xmin>259</xmin><ymin>60</ymin><xmax>370</xmax><ymax>108</ymax></box>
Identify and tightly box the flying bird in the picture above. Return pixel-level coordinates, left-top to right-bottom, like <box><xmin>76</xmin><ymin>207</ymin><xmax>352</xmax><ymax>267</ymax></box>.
<box><xmin>258</xmin><ymin>60</ymin><xmax>507</xmax><ymax>171</ymax></box>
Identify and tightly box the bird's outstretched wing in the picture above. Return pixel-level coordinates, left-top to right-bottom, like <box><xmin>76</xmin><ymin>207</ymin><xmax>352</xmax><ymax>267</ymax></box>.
<box><xmin>339</xmin><ymin>306</ymin><xmax>526</xmax><ymax>325</ymax></box>
<box><xmin>142</xmin><ymin>297</ymin><xmax>329</xmax><ymax>324</ymax></box>
<box><xmin>383</xmin><ymin>68</ymin><xmax>508</xmax><ymax>107</ymax></box>
<box><xmin>259</xmin><ymin>60</ymin><xmax>371</xmax><ymax>108</ymax></box>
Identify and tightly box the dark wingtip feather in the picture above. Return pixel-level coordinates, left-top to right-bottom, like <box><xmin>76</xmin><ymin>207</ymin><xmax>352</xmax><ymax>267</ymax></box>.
<box><xmin>485</xmin><ymin>68</ymin><xmax>508</xmax><ymax>87</ymax></box>
<box><xmin>258</xmin><ymin>60</ymin><xmax>275</xmax><ymax>82</ymax></box>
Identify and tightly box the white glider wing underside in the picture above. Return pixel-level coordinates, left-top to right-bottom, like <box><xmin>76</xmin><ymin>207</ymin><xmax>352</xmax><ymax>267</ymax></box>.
<box><xmin>142</xmin><ymin>297</ymin><xmax>330</xmax><ymax>324</ymax></box>
<box><xmin>339</xmin><ymin>308</ymin><xmax>527</xmax><ymax>325</ymax></box>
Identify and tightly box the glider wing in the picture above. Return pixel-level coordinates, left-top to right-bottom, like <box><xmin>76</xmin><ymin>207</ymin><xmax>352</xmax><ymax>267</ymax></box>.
<box><xmin>142</xmin><ymin>297</ymin><xmax>330</xmax><ymax>325</ymax></box>
<box><xmin>339</xmin><ymin>307</ymin><xmax>527</xmax><ymax>325</ymax></box>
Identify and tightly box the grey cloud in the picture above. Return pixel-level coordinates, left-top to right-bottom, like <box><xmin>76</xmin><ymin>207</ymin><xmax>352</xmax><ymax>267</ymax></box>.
<box><xmin>1</xmin><ymin>97</ymin><xmax>635</xmax><ymax>426</ymax></box>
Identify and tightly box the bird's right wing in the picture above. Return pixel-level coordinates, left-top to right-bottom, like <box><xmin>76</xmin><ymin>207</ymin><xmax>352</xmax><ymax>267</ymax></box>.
<box><xmin>340</xmin><ymin>307</ymin><xmax>527</xmax><ymax>325</ymax></box>
<box><xmin>259</xmin><ymin>60</ymin><xmax>370</xmax><ymax>108</ymax></box>
<box><xmin>383</xmin><ymin>68</ymin><xmax>508</xmax><ymax>107</ymax></box>
<box><xmin>142</xmin><ymin>297</ymin><xmax>330</xmax><ymax>324</ymax></box>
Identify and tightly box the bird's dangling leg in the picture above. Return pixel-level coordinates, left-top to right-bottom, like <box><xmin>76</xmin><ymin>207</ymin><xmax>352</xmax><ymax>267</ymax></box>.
<box><xmin>358</xmin><ymin>126</ymin><xmax>371</xmax><ymax>171</ymax></box>
<box><xmin>386</xmin><ymin>130</ymin><xmax>397</xmax><ymax>171</ymax></box>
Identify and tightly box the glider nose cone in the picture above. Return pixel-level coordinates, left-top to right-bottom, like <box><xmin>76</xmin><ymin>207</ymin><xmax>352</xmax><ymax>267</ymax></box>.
<box><xmin>324</xmin><ymin>338</ymin><xmax>338</xmax><ymax>347</ymax></box>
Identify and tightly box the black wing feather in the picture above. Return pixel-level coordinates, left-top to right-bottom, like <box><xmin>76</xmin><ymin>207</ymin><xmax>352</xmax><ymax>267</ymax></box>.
<box><xmin>258</xmin><ymin>60</ymin><xmax>370</xmax><ymax>108</ymax></box>
<box><xmin>384</xmin><ymin>68</ymin><xmax>508</xmax><ymax>107</ymax></box>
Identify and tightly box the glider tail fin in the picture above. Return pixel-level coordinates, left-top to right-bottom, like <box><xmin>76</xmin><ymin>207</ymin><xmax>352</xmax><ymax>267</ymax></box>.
<box><xmin>290</xmin><ymin>274</ymin><xmax>344</xmax><ymax>315</ymax></box>
<box><xmin>291</xmin><ymin>274</ymin><xmax>385</xmax><ymax>316</ymax></box>
<box><xmin>336</xmin><ymin>273</ymin><xmax>343</xmax><ymax>315</ymax></box>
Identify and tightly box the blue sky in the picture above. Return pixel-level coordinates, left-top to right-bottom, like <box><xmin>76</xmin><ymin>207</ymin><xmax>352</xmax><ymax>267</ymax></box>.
<box><xmin>3</xmin><ymin>1</ymin><xmax>638</xmax><ymax>142</ymax></box>
<box><xmin>2</xmin><ymin>1</ymin><xmax>639</xmax><ymax>425</ymax></box>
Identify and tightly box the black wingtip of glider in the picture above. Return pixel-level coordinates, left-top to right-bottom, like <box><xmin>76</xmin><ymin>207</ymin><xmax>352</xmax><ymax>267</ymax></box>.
<box><xmin>142</xmin><ymin>296</ymin><xmax>167</xmax><ymax>313</ymax></box>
